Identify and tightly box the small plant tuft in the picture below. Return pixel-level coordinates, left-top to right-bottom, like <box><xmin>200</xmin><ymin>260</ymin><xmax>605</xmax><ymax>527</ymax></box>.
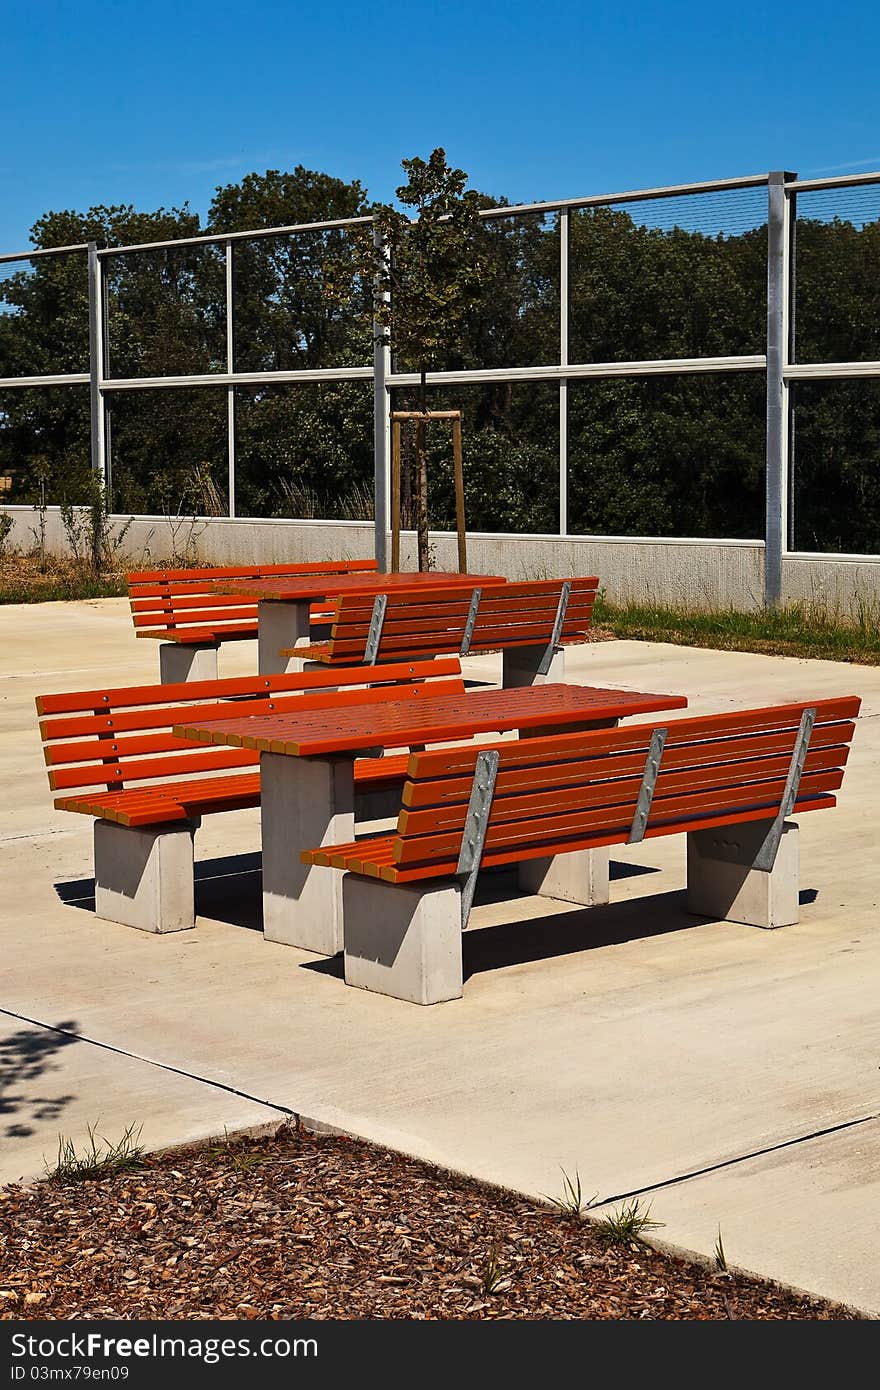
<box><xmin>543</xmin><ymin>1167</ymin><xmax>597</xmax><ymax>1219</ymax></box>
<box><xmin>593</xmin><ymin>1198</ymin><xmax>664</xmax><ymax>1247</ymax></box>
<box><xmin>45</xmin><ymin>1122</ymin><xmax>145</xmax><ymax>1184</ymax></box>
<box><xmin>481</xmin><ymin>1244</ymin><xmax>511</xmax><ymax>1295</ymax></box>
<box><xmin>714</xmin><ymin>1226</ymin><xmax>729</xmax><ymax>1273</ymax></box>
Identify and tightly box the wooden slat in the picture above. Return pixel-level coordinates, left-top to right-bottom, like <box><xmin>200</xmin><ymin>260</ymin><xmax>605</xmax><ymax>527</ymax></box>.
<box><xmin>404</xmin><ymin>698</ymin><xmax>862</xmax><ymax>779</ymax></box>
<box><xmin>127</xmin><ymin>560</ymin><xmax>377</xmax><ymax>584</ymax></box>
<box><xmin>397</xmin><ymin>745</ymin><xmax>847</xmax><ymax>837</ymax></box>
<box><xmin>36</xmin><ymin>657</ymin><xmax>461</xmax><ymax>717</ymax></box>
<box><xmin>174</xmin><ymin>685</ymin><xmax>689</xmax><ymax>758</ymax></box>
<box><xmin>400</xmin><ymin>722</ymin><xmax>856</xmax><ymax>809</ymax></box>
<box><xmin>377</xmin><ymin>796</ymin><xmax>840</xmax><ymax>883</ymax></box>
<box><xmin>391</xmin><ymin>769</ymin><xmax>845</xmax><ymax>868</ymax></box>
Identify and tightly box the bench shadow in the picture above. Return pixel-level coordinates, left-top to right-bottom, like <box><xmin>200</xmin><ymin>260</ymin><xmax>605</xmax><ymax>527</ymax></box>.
<box><xmin>55</xmin><ymin>854</ymin><xmax>265</xmax><ymax>932</ymax></box>
<box><xmin>0</xmin><ymin>1020</ymin><xmax>79</xmax><ymax>1140</ymax></box>
<box><xmin>194</xmin><ymin>852</ymin><xmax>263</xmax><ymax>932</ymax></box>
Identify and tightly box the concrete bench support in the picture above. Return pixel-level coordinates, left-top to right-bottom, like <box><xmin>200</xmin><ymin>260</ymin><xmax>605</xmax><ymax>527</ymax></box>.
<box><xmin>343</xmin><ymin>875</ymin><xmax>463</xmax><ymax>1005</ymax></box>
<box><xmin>258</xmin><ymin>599</ymin><xmax>310</xmax><ymax>675</ymax></box>
<box><xmin>94</xmin><ymin>818</ymin><xmax>199</xmax><ymax>933</ymax></box>
<box><xmin>686</xmin><ymin>818</ymin><xmax>799</xmax><ymax>929</ymax></box>
<box><xmin>502</xmin><ymin>644</ymin><xmax>565</xmax><ymax>688</ymax></box>
<box><xmin>518</xmin><ymin>846</ymin><xmax>610</xmax><ymax>906</ymax></box>
<box><xmin>261</xmin><ymin>751</ymin><xmax>354</xmax><ymax>954</ymax></box>
<box><xmin>159</xmin><ymin>642</ymin><xmax>218</xmax><ymax>685</ymax></box>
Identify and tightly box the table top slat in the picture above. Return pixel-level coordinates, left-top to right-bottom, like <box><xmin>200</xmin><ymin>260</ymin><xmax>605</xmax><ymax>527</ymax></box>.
<box><xmin>174</xmin><ymin>684</ymin><xmax>688</xmax><ymax>758</ymax></box>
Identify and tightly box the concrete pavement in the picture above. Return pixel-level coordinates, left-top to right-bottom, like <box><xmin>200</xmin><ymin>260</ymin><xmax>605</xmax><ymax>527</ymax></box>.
<box><xmin>1</xmin><ymin>598</ymin><xmax>878</xmax><ymax>1314</ymax></box>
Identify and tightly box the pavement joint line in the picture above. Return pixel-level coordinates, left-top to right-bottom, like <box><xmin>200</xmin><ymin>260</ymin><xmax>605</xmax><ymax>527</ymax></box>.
<box><xmin>0</xmin><ymin>1006</ymin><xmax>295</xmax><ymax>1123</ymax></box>
<box><xmin>589</xmin><ymin>1108</ymin><xmax>880</xmax><ymax>1210</ymax></box>
<box><xmin>5</xmin><ymin>1008</ymin><xmax>880</xmax><ymax>1220</ymax></box>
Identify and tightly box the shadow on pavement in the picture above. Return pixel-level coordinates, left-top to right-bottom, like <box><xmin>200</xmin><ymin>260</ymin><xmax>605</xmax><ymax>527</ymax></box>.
<box><xmin>0</xmin><ymin>1019</ymin><xmax>79</xmax><ymax>1140</ymax></box>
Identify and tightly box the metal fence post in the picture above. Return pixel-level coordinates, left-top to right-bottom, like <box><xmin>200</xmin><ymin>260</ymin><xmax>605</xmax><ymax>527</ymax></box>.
<box><xmin>559</xmin><ymin>208</ymin><xmax>569</xmax><ymax>536</ymax></box>
<box><xmin>373</xmin><ymin>227</ymin><xmax>391</xmax><ymax>571</ymax></box>
<box><xmin>87</xmin><ymin>241</ymin><xmax>107</xmax><ymax>493</ymax></box>
<box><xmin>225</xmin><ymin>241</ymin><xmax>236</xmax><ymax>518</ymax></box>
<box><xmin>765</xmin><ymin>170</ymin><xmax>796</xmax><ymax>605</ymax></box>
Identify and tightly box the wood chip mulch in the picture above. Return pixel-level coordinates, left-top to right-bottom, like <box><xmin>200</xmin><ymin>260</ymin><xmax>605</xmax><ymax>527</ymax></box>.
<box><xmin>0</xmin><ymin>1125</ymin><xmax>857</xmax><ymax>1321</ymax></box>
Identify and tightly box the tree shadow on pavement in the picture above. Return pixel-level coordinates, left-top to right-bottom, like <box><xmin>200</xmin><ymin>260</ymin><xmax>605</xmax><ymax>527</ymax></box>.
<box><xmin>0</xmin><ymin>1020</ymin><xmax>79</xmax><ymax>1139</ymax></box>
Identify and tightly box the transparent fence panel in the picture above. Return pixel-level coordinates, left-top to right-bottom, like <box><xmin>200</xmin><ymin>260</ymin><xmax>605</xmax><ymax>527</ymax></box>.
<box><xmin>403</xmin><ymin>213</ymin><xmax>559</xmax><ymax>374</ymax></box>
<box><xmin>794</xmin><ymin>184</ymin><xmax>880</xmax><ymax>363</ymax></box>
<box><xmin>108</xmin><ymin>388</ymin><xmax>228</xmax><ymax>516</ymax></box>
<box><xmin>792</xmin><ymin>379</ymin><xmax>880</xmax><ymax>554</ymax></box>
<box><xmin>0</xmin><ymin>386</ymin><xmax>91</xmax><ymax>505</ymax></box>
<box><xmin>234</xmin><ymin>381</ymin><xmax>374</xmax><ymax>520</ymax></box>
<box><xmin>232</xmin><ymin>229</ymin><xmax>372</xmax><ymax>373</ymax></box>
<box><xmin>0</xmin><ymin>252</ymin><xmax>90</xmax><ymax>376</ymax></box>
<box><xmin>569</xmin><ymin>188</ymin><xmax>768</xmax><ymax>364</ymax></box>
<box><xmin>567</xmin><ymin>374</ymin><xmax>765</xmax><ymax>538</ymax></box>
<box><xmin>105</xmin><ymin>244</ymin><xmax>226</xmax><ymax>379</ymax></box>
<box><xmin>391</xmin><ymin>381</ymin><xmax>559</xmax><ymax>534</ymax></box>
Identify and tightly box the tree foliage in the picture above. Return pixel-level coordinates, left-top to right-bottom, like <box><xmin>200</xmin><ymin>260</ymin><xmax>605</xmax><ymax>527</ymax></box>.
<box><xmin>1</xmin><ymin>165</ymin><xmax>879</xmax><ymax>551</ymax></box>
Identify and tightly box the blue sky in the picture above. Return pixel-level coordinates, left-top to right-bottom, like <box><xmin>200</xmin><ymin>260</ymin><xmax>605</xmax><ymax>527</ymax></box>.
<box><xmin>2</xmin><ymin>0</ymin><xmax>880</xmax><ymax>251</ymax></box>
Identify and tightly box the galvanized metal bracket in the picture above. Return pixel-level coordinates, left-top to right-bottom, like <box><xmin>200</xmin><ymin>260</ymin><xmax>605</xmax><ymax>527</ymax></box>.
<box><xmin>459</xmin><ymin>588</ymin><xmax>482</xmax><ymax>657</ymax></box>
<box><xmin>456</xmin><ymin>748</ymin><xmax>499</xmax><ymax>929</ymax></box>
<box><xmin>753</xmin><ymin>707</ymin><xmax>816</xmax><ymax>872</ymax></box>
<box><xmin>363</xmin><ymin>593</ymin><xmax>388</xmax><ymax>665</ymax></box>
<box><xmin>537</xmin><ymin>581</ymin><xmax>571</xmax><ymax>677</ymax></box>
<box><xmin>628</xmin><ymin>728</ymin><xmax>667</xmax><ymax>844</ymax></box>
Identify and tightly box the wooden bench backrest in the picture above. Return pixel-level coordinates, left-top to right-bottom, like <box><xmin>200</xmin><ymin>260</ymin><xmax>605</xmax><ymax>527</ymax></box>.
<box><xmin>128</xmin><ymin>560</ymin><xmax>378</xmax><ymax>639</ymax></box>
<box><xmin>321</xmin><ymin>578</ymin><xmax>599</xmax><ymax>663</ymax></box>
<box><xmin>37</xmin><ymin>657</ymin><xmax>463</xmax><ymax>798</ymax></box>
<box><xmin>381</xmin><ymin>698</ymin><xmax>860</xmax><ymax>881</ymax></box>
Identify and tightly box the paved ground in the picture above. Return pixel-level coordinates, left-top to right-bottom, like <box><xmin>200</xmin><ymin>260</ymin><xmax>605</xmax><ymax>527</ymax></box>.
<box><xmin>2</xmin><ymin>598</ymin><xmax>878</xmax><ymax>1315</ymax></box>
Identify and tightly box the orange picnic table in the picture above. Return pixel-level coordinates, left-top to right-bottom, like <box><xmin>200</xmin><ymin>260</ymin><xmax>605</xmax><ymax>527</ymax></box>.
<box><xmin>176</xmin><ymin>682</ymin><xmax>687</xmax><ymax>955</ymax></box>
<box><xmin>209</xmin><ymin>570</ymin><xmax>507</xmax><ymax>675</ymax></box>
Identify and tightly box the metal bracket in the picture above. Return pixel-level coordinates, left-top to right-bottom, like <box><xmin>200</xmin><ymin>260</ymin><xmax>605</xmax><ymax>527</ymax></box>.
<box><xmin>753</xmin><ymin>707</ymin><xmax>816</xmax><ymax>872</ymax></box>
<box><xmin>363</xmin><ymin>593</ymin><xmax>388</xmax><ymax>665</ymax></box>
<box><xmin>459</xmin><ymin>588</ymin><xmax>482</xmax><ymax>657</ymax></box>
<box><xmin>456</xmin><ymin>748</ymin><xmax>499</xmax><ymax>928</ymax></box>
<box><xmin>628</xmin><ymin>728</ymin><xmax>667</xmax><ymax>844</ymax></box>
<box><xmin>537</xmin><ymin>581</ymin><xmax>571</xmax><ymax>677</ymax></box>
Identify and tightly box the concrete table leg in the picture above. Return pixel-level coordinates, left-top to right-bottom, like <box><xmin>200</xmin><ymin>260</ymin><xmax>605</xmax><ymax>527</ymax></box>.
<box><xmin>343</xmin><ymin>875</ymin><xmax>463</xmax><ymax>1004</ymax></box>
<box><xmin>502</xmin><ymin>644</ymin><xmax>565</xmax><ymax>688</ymax></box>
<box><xmin>686</xmin><ymin>818</ymin><xmax>799</xmax><ymax>929</ymax></box>
<box><xmin>258</xmin><ymin>599</ymin><xmax>311</xmax><ymax>674</ymax></box>
<box><xmin>260</xmin><ymin>751</ymin><xmax>355</xmax><ymax>954</ymax></box>
<box><xmin>159</xmin><ymin>642</ymin><xmax>218</xmax><ymax>684</ymax></box>
<box><xmin>94</xmin><ymin>819</ymin><xmax>198</xmax><ymax>933</ymax></box>
<box><xmin>518</xmin><ymin>848</ymin><xmax>610</xmax><ymax>906</ymax></box>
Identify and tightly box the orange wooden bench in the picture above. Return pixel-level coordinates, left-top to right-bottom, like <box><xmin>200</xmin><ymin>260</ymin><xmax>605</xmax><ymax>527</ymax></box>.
<box><xmin>302</xmin><ymin>697</ymin><xmax>860</xmax><ymax>1003</ymax></box>
<box><xmin>285</xmin><ymin>577</ymin><xmax>600</xmax><ymax>686</ymax></box>
<box><xmin>36</xmin><ymin>657</ymin><xmax>463</xmax><ymax>934</ymax></box>
<box><xmin>128</xmin><ymin>559</ymin><xmax>378</xmax><ymax>683</ymax></box>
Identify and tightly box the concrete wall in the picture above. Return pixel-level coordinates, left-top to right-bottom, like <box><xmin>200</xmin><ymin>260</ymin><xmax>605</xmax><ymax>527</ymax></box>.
<box><xmin>5</xmin><ymin>505</ymin><xmax>880</xmax><ymax>618</ymax></box>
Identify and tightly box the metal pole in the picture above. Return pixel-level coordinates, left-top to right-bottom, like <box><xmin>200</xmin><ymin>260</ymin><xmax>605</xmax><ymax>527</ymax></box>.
<box><xmin>373</xmin><ymin>228</ymin><xmax>391</xmax><ymax>571</ymax></box>
<box><xmin>559</xmin><ymin>208</ymin><xmax>569</xmax><ymax>536</ymax></box>
<box><xmin>764</xmin><ymin>171</ymin><xmax>795</xmax><ymax>605</ymax></box>
<box><xmin>225</xmin><ymin>241</ymin><xmax>236</xmax><ymax>518</ymax></box>
<box><xmin>87</xmin><ymin>241</ymin><xmax>107</xmax><ymax>491</ymax></box>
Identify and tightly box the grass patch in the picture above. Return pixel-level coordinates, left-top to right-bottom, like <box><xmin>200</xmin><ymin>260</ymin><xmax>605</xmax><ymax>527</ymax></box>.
<box><xmin>593</xmin><ymin>1198</ymin><xmax>664</xmax><ymax>1247</ymax></box>
<box><xmin>45</xmin><ymin>1122</ymin><xmax>145</xmax><ymax>1185</ymax></box>
<box><xmin>543</xmin><ymin>1167</ymin><xmax>596</xmax><ymax>1219</ymax></box>
<box><xmin>594</xmin><ymin>595</ymin><xmax>880</xmax><ymax>665</ymax></box>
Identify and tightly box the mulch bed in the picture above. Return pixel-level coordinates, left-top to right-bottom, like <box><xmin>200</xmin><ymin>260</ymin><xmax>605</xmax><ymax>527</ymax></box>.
<box><xmin>0</xmin><ymin>1125</ymin><xmax>857</xmax><ymax>1320</ymax></box>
